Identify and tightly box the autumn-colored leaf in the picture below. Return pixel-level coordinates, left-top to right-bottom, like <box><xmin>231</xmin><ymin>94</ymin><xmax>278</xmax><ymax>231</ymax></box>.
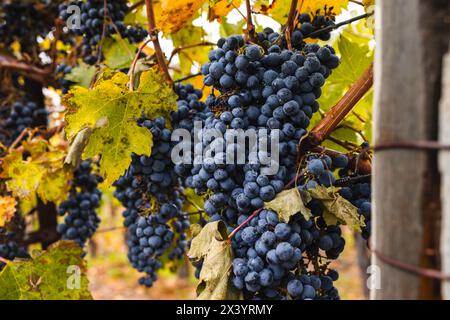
<box><xmin>156</xmin><ymin>0</ymin><xmax>208</xmax><ymax>34</ymax></box>
<box><xmin>299</xmin><ymin>0</ymin><xmax>349</xmax><ymax>16</ymax></box>
<box><xmin>64</xmin><ymin>68</ymin><xmax>177</xmax><ymax>186</ymax></box>
<box><xmin>0</xmin><ymin>196</ymin><xmax>16</xmax><ymax>227</ymax></box>
<box><xmin>264</xmin><ymin>188</ymin><xmax>312</xmax><ymax>222</ymax></box>
<box><xmin>0</xmin><ymin>137</ymin><xmax>72</xmax><ymax>204</ymax></box>
<box><xmin>208</xmin><ymin>0</ymin><xmax>242</xmax><ymax>22</ymax></box>
<box><xmin>188</xmin><ymin>221</ymin><xmax>241</xmax><ymax>300</ymax></box>
<box><xmin>308</xmin><ymin>185</ymin><xmax>365</xmax><ymax>231</ymax></box>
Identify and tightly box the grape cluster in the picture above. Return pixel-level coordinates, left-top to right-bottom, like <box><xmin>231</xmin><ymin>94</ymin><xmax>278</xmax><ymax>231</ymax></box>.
<box><xmin>59</xmin><ymin>0</ymin><xmax>148</xmax><ymax>65</ymax></box>
<box><xmin>0</xmin><ymin>1</ymin><xmax>56</xmax><ymax>49</ymax></box>
<box><xmin>124</xmin><ymin>200</ymin><xmax>189</xmax><ymax>287</ymax></box>
<box><xmin>0</xmin><ymin>100</ymin><xmax>48</xmax><ymax>146</ymax></box>
<box><xmin>115</xmin><ymin>95</ymin><xmax>206</xmax><ymax>286</ymax></box>
<box><xmin>230</xmin><ymin>210</ymin><xmax>340</xmax><ymax>300</ymax></box>
<box><xmin>57</xmin><ymin>160</ymin><xmax>103</xmax><ymax>248</ymax></box>
<box><xmin>0</xmin><ymin>230</ymin><xmax>29</xmax><ymax>271</ymax></box>
<box><xmin>115</xmin><ymin>82</ymin><xmax>213</xmax><ymax>286</ymax></box>
<box><xmin>185</xmin><ymin>33</ymin><xmax>339</xmax><ymax>226</ymax></box>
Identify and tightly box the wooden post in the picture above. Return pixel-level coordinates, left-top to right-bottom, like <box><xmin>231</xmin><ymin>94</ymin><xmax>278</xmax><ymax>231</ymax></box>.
<box><xmin>372</xmin><ymin>0</ymin><xmax>448</xmax><ymax>299</ymax></box>
<box><xmin>440</xmin><ymin>47</ymin><xmax>450</xmax><ymax>300</ymax></box>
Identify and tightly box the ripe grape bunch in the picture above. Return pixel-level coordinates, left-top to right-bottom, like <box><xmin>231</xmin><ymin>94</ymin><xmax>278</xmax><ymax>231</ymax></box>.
<box><xmin>114</xmin><ymin>83</ymin><xmax>213</xmax><ymax>287</ymax></box>
<box><xmin>115</xmin><ymin>84</ymin><xmax>211</xmax><ymax>287</ymax></box>
<box><xmin>231</xmin><ymin>210</ymin><xmax>340</xmax><ymax>300</ymax></box>
<box><xmin>0</xmin><ymin>1</ymin><xmax>56</xmax><ymax>49</ymax></box>
<box><xmin>57</xmin><ymin>160</ymin><xmax>103</xmax><ymax>248</ymax></box>
<box><xmin>180</xmin><ymin>11</ymin><xmax>345</xmax><ymax>299</ymax></box>
<box><xmin>59</xmin><ymin>0</ymin><xmax>148</xmax><ymax>65</ymax></box>
<box><xmin>0</xmin><ymin>100</ymin><xmax>49</xmax><ymax>146</ymax></box>
<box><xmin>189</xmin><ymin>24</ymin><xmax>339</xmax><ymax>225</ymax></box>
<box><xmin>0</xmin><ymin>230</ymin><xmax>29</xmax><ymax>271</ymax></box>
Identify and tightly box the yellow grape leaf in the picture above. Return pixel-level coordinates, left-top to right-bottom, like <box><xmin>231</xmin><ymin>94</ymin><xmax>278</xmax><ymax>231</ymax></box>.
<box><xmin>208</xmin><ymin>0</ymin><xmax>242</xmax><ymax>22</ymax></box>
<box><xmin>255</xmin><ymin>0</ymin><xmax>291</xmax><ymax>25</ymax></box>
<box><xmin>155</xmin><ymin>0</ymin><xmax>208</xmax><ymax>34</ymax></box>
<box><xmin>188</xmin><ymin>221</ymin><xmax>241</xmax><ymax>300</ymax></box>
<box><xmin>264</xmin><ymin>188</ymin><xmax>312</xmax><ymax>222</ymax></box>
<box><xmin>0</xmin><ymin>196</ymin><xmax>16</xmax><ymax>227</ymax></box>
<box><xmin>64</xmin><ymin>68</ymin><xmax>177</xmax><ymax>186</ymax></box>
<box><xmin>0</xmin><ymin>137</ymin><xmax>72</xmax><ymax>203</ymax></box>
<box><xmin>171</xmin><ymin>23</ymin><xmax>211</xmax><ymax>75</ymax></box>
<box><xmin>299</xmin><ymin>0</ymin><xmax>349</xmax><ymax>16</ymax></box>
<box><xmin>308</xmin><ymin>185</ymin><xmax>365</xmax><ymax>231</ymax></box>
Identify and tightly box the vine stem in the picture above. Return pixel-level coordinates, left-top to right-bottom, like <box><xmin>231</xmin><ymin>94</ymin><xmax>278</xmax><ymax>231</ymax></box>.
<box><xmin>299</xmin><ymin>63</ymin><xmax>374</xmax><ymax>157</ymax></box>
<box><xmin>167</xmin><ymin>42</ymin><xmax>215</xmax><ymax>66</ymax></box>
<box><xmin>174</xmin><ymin>72</ymin><xmax>202</xmax><ymax>83</ymax></box>
<box><xmin>130</xmin><ymin>0</ymin><xmax>145</xmax><ymax>11</ymax></box>
<box><xmin>129</xmin><ymin>38</ymin><xmax>153</xmax><ymax>90</ymax></box>
<box><xmin>144</xmin><ymin>0</ymin><xmax>172</xmax><ymax>84</ymax></box>
<box><xmin>228</xmin><ymin>168</ymin><xmax>307</xmax><ymax>240</ymax></box>
<box><xmin>349</xmin><ymin>0</ymin><xmax>364</xmax><ymax>6</ymax></box>
<box><xmin>0</xmin><ymin>54</ymin><xmax>51</xmax><ymax>84</ymax></box>
<box><xmin>244</xmin><ymin>0</ymin><xmax>256</xmax><ymax>42</ymax></box>
<box><xmin>285</xmin><ymin>0</ymin><xmax>299</xmax><ymax>49</ymax></box>
<box><xmin>305</xmin><ymin>12</ymin><xmax>373</xmax><ymax>39</ymax></box>
<box><xmin>0</xmin><ymin>257</ymin><xmax>9</xmax><ymax>264</ymax></box>
<box><xmin>228</xmin><ymin>208</ymin><xmax>263</xmax><ymax>239</ymax></box>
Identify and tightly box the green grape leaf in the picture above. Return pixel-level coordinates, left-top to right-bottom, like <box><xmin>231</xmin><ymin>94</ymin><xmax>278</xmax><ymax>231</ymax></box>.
<box><xmin>64</xmin><ymin>62</ymin><xmax>97</xmax><ymax>88</ymax></box>
<box><xmin>0</xmin><ymin>196</ymin><xmax>16</xmax><ymax>227</ymax></box>
<box><xmin>0</xmin><ymin>241</ymin><xmax>92</xmax><ymax>300</ymax></box>
<box><xmin>329</xmin><ymin>36</ymin><xmax>374</xmax><ymax>88</ymax></box>
<box><xmin>182</xmin><ymin>188</ymin><xmax>205</xmax><ymax>215</ymax></box>
<box><xmin>265</xmin><ymin>188</ymin><xmax>312</xmax><ymax>222</ymax></box>
<box><xmin>188</xmin><ymin>221</ymin><xmax>241</xmax><ymax>300</ymax></box>
<box><xmin>219</xmin><ymin>17</ymin><xmax>246</xmax><ymax>38</ymax></box>
<box><xmin>103</xmin><ymin>36</ymin><xmax>137</xmax><ymax>70</ymax></box>
<box><xmin>64</xmin><ymin>68</ymin><xmax>177</xmax><ymax>186</ymax></box>
<box><xmin>308</xmin><ymin>185</ymin><xmax>365</xmax><ymax>231</ymax></box>
<box><xmin>171</xmin><ymin>23</ymin><xmax>211</xmax><ymax>76</ymax></box>
<box><xmin>312</xmin><ymin>33</ymin><xmax>374</xmax><ymax>149</ymax></box>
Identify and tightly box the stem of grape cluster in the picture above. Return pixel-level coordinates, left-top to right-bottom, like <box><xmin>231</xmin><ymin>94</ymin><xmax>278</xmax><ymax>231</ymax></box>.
<box><xmin>144</xmin><ymin>0</ymin><xmax>172</xmax><ymax>84</ymax></box>
<box><xmin>245</xmin><ymin>0</ymin><xmax>256</xmax><ymax>42</ymax></box>
<box><xmin>228</xmin><ymin>208</ymin><xmax>263</xmax><ymax>239</ymax></box>
<box><xmin>298</xmin><ymin>63</ymin><xmax>374</xmax><ymax>161</ymax></box>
